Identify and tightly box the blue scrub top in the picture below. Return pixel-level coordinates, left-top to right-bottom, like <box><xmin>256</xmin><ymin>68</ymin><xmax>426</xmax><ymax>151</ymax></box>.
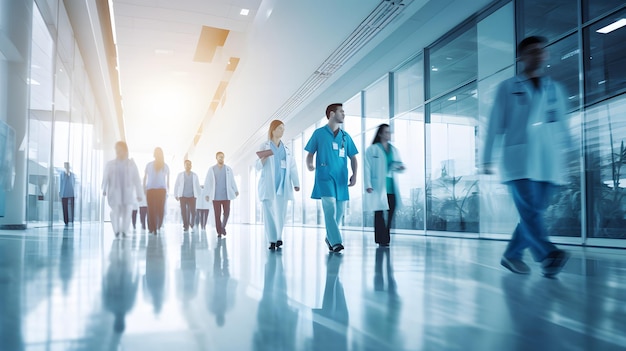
<box><xmin>304</xmin><ymin>125</ymin><xmax>358</xmax><ymax>201</ymax></box>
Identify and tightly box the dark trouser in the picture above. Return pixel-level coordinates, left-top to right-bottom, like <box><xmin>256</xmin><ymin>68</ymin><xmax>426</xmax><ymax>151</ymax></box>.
<box><xmin>132</xmin><ymin>210</ymin><xmax>137</xmax><ymax>229</ymax></box>
<box><xmin>198</xmin><ymin>209</ymin><xmax>209</xmax><ymax>229</ymax></box>
<box><xmin>62</xmin><ymin>197</ymin><xmax>75</xmax><ymax>225</ymax></box>
<box><xmin>374</xmin><ymin>194</ymin><xmax>396</xmax><ymax>245</ymax></box>
<box><xmin>504</xmin><ymin>179</ymin><xmax>557</xmax><ymax>262</ymax></box>
<box><xmin>147</xmin><ymin>189</ymin><xmax>167</xmax><ymax>232</ymax></box>
<box><xmin>179</xmin><ymin>197</ymin><xmax>197</xmax><ymax>230</ymax></box>
<box><xmin>213</xmin><ymin>200</ymin><xmax>231</xmax><ymax>235</ymax></box>
<box><xmin>139</xmin><ymin>206</ymin><xmax>148</xmax><ymax>229</ymax></box>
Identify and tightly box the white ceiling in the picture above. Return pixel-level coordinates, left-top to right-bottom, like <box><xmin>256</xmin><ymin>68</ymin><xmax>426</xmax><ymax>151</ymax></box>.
<box><xmin>112</xmin><ymin>0</ymin><xmax>495</xmax><ymax>173</ymax></box>
<box><xmin>112</xmin><ymin>0</ymin><xmax>261</xmax><ymax>164</ymax></box>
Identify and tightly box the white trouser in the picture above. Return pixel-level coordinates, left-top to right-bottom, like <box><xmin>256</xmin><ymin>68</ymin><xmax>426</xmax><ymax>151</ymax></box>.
<box><xmin>111</xmin><ymin>204</ymin><xmax>132</xmax><ymax>234</ymax></box>
<box><xmin>262</xmin><ymin>194</ymin><xmax>288</xmax><ymax>243</ymax></box>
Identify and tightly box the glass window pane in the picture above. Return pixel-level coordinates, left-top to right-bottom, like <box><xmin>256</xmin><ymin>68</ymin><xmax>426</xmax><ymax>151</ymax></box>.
<box><xmin>391</xmin><ymin>108</ymin><xmax>425</xmax><ymax>230</ymax></box>
<box><xmin>429</xmin><ymin>26</ymin><xmax>477</xmax><ymax>98</ymax></box>
<box><xmin>426</xmin><ymin>84</ymin><xmax>479</xmax><ymax>233</ymax></box>
<box><xmin>364</xmin><ymin>75</ymin><xmax>390</xmax><ymax>130</ymax></box>
<box><xmin>545</xmin><ymin>34</ymin><xmax>581</xmax><ymax>111</ymax></box>
<box><xmin>584</xmin><ymin>9</ymin><xmax>626</xmax><ymax>105</ymax></box>
<box><xmin>520</xmin><ymin>0</ymin><xmax>578</xmax><ymax>42</ymax></box>
<box><xmin>394</xmin><ymin>55</ymin><xmax>424</xmax><ymax>116</ymax></box>
<box><xmin>343</xmin><ymin>92</ymin><xmax>362</xmax><ymax>135</ymax></box>
<box><xmin>584</xmin><ymin>95</ymin><xmax>626</xmax><ymax>238</ymax></box>
<box><xmin>27</xmin><ymin>5</ymin><xmax>54</xmax><ymax>224</ymax></box>
<box><xmin>583</xmin><ymin>0</ymin><xmax>625</xmax><ymax>22</ymax></box>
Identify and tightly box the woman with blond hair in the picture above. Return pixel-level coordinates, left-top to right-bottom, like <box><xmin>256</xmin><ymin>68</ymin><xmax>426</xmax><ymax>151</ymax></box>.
<box><xmin>256</xmin><ymin>120</ymin><xmax>300</xmax><ymax>250</ymax></box>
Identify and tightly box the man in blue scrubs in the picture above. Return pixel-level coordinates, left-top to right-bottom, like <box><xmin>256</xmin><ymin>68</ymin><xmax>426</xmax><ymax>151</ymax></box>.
<box><xmin>305</xmin><ymin>103</ymin><xmax>358</xmax><ymax>253</ymax></box>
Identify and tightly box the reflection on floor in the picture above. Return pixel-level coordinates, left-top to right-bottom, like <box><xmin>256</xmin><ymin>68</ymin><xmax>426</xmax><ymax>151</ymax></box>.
<box><xmin>0</xmin><ymin>223</ymin><xmax>625</xmax><ymax>351</ymax></box>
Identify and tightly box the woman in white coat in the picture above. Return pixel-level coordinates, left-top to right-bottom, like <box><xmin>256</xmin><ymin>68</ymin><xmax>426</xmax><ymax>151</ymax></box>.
<box><xmin>364</xmin><ymin>124</ymin><xmax>404</xmax><ymax>247</ymax></box>
<box><xmin>102</xmin><ymin>141</ymin><xmax>144</xmax><ymax>237</ymax></box>
<box><xmin>256</xmin><ymin>120</ymin><xmax>300</xmax><ymax>250</ymax></box>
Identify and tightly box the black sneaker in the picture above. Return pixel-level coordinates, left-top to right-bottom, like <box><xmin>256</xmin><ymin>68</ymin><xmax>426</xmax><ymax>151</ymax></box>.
<box><xmin>501</xmin><ymin>256</ymin><xmax>531</xmax><ymax>274</ymax></box>
<box><xmin>542</xmin><ymin>250</ymin><xmax>570</xmax><ymax>277</ymax></box>
<box><xmin>269</xmin><ymin>242</ymin><xmax>276</xmax><ymax>250</ymax></box>
<box><xmin>276</xmin><ymin>240</ymin><xmax>283</xmax><ymax>248</ymax></box>
<box><xmin>332</xmin><ymin>244</ymin><xmax>345</xmax><ymax>253</ymax></box>
<box><xmin>325</xmin><ymin>238</ymin><xmax>333</xmax><ymax>251</ymax></box>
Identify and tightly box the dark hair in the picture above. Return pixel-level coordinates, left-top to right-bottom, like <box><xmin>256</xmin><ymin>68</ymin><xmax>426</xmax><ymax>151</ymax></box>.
<box><xmin>153</xmin><ymin>147</ymin><xmax>165</xmax><ymax>171</ymax></box>
<box><xmin>268</xmin><ymin>120</ymin><xmax>284</xmax><ymax>140</ymax></box>
<box><xmin>518</xmin><ymin>36</ymin><xmax>547</xmax><ymax>53</ymax></box>
<box><xmin>216</xmin><ymin>151</ymin><xmax>224</xmax><ymax>157</ymax></box>
<box><xmin>325</xmin><ymin>103</ymin><xmax>343</xmax><ymax>119</ymax></box>
<box><xmin>372</xmin><ymin>124</ymin><xmax>390</xmax><ymax>145</ymax></box>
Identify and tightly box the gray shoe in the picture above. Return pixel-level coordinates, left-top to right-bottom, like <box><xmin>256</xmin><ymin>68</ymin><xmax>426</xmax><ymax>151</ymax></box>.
<box><xmin>542</xmin><ymin>250</ymin><xmax>570</xmax><ymax>277</ymax></box>
<box><xmin>501</xmin><ymin>256</ymin><xmax>531</xmax><ymax>274</ymax></box>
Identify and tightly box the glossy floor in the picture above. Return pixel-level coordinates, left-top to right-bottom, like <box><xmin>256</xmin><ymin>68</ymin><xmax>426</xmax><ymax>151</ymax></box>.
<box><xmin>0</xmin><ymin>223</ymin><xmax>625</xmax><ymax>351</ymax></box>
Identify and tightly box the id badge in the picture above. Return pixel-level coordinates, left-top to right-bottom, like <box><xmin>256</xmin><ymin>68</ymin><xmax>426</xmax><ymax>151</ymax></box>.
<box><xmin>339</xmin><ymin>148</ymin><xmax>346</xmax><ymax>158</ymax></box>
<box><xmin>332</xmin><ymin>142</ymin><xmax>339</xmax><ymax>150</ymax></box>
<box><xmin>280</xmin><ymin>160</ymin><xmax>287</xmax><ymax>169</ymax></box>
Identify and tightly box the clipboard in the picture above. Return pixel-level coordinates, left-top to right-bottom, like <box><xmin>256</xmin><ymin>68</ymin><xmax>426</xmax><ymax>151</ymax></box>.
<box><xmin>256</xmin><ymin>149</ymin><xmax>274</xmax><ymax>158</ymax></box>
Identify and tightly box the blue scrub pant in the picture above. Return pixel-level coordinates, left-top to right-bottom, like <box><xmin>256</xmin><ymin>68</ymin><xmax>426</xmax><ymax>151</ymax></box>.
<box><xmin>321</xmin><ymin>197</ymin><xmax>346</xmax><ymax>246</ymax></box>
<box><xmin>504</xmin><ymin>179</ymin><xmax>558</xmax><ymax>262</ymax></box>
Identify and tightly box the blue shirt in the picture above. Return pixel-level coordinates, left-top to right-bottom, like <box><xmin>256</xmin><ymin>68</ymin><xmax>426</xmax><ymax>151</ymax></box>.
<box><xmin>270</xmin><ymin>141</ymin><xmax>287</xmax><ymax>193</ymax></box>
<box><xmin>60</xmin><ymin>172</ymin><xmax>75</xmax><ymax>198</ymax></box>
<box><xmin>213</xmin><ymin>165</ymin><xmax>228</xmax><ymax>201</ymax></box>
<box><xmin>182</xmin><ymin>172</ymin><xmax>194</xmax><ymax>197</ymax></box>
<box><xmin>145</xmin><ymin>162</ymin><xmax>169</xmax><ymax>190</ymax></box>
<box><xmin>304</xmin><ymin>125</ymin><xmax>358</xmax><ymax>201</ymax></box>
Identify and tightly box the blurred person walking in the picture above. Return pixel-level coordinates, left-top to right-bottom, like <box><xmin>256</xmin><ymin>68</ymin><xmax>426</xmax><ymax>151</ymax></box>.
<box><xmin>204</xmin><ymin>152</ymin><xmax>239</xmax><ymax>237</ymax></box>
<box><xmin>102</xmin><ymin>142</ymin><xmax>143</xmax><ymax>237</ymax></box>
<box><xmin>256</xmin><ymin>120</ymin><xmax>300</xmax><ymax>250</ymax></box>
<box><xmin>482</xmin><ymin>36</ymin><xmax>573</xmax><ymax>277</ymax></box>
<box><xmin>144</xmin><ymin>147</ymin><xmax>170</xmax><ymax>234</ymax></box>
<box><xmin>364</xmin><ymin>124</ymin><xmax>405</xmax><ymax>247</ymax></box>
<box><xmin>174</xmin><ymin>160</ymin><xmax>201</xmax><ymax>232</ymax></box>
<box><xmin>59</xmin><ymin>162</ymin><xmax>76</xmax><ymax>226</ymax></box>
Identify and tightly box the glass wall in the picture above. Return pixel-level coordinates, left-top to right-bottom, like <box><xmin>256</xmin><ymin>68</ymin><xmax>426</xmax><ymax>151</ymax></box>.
<box><xmin>26</xmin><ymin>0</ymin><xmax>105</xmax><ymax>226</ymax></box>
<box><xmin>253</xmin><ymin>0</ymin><xmax>626</xmax><ymax>247</ymax></box>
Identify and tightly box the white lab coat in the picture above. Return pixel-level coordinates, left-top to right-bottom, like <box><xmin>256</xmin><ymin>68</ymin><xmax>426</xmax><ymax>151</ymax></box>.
<box><xmin>483</xmin><ymin>75</ymin><xmax>573</xmax><ymax>184</ymax></box>
<box><xmin>196</xmin><ymin>186</ymin><xmax>211</xmax><ymax>210</ymax></box>
<box><xmin>173</xmin><ymin>171</ymin><xmax>202</xmax><ymax>198</ymax></box>
<box><xmin>203</xmin><ymin>165</ymin><xmax>239</xmax><ymax>201</ymax></box>
<box><xmin>255</xmin><ymin>141</ymin><xmax>300</xmax><ymax>202</ymax></box>
<box><xmin>363</xmin><ymin>143</ymin><xmax>403</xmax><ymax>212</ymax></box>
<box><xmin>102</xmin><ymin>158</ymin><xmax>143</xmax><ymax>207</ymax></box>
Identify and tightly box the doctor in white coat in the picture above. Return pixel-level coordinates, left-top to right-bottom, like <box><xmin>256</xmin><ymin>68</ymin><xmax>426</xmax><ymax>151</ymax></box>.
<box><xmin>482</xmin><ymin>36</ymin><xmax>573</xmax><ymax>277</ymax></box>
<box><xmin>204</xmin><ymin>152</ymin><xmax>239</xmax><ymax>237</ymax></box>
<box><xmin>257</xmin><ymin>120</ymin><xmax>300</xmax><ymax>250</ymax></box>
<box><xmin>174</xmin><ymin>160</ymin><xmax>202</xmax><ymax>231</ymax></box>
<box><xmin>102</xmin><ymin>141</ymin><xmax>144</xmax><ymax>237</ymax></box>
<box><xmin>364</xmin><ymin>124</ymin><xmax>404</xmax><ymax>247</ymax></box>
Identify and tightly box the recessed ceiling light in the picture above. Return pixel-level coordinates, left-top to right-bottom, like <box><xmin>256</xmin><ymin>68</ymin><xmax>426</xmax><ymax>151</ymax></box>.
<box><xmin>240</xmin><ymin>8</ymin><xmax>250</xmax><ymax>16</ymax></box>
<box><xmin>431</xmin><ymin>67</ymin><xmax>439</xmax><ymax>72</ymax></box>
<box><xmin>448</xmin><ymin>96</ymin><xmax>457</xmax><ymax>101</ymax></box>
<box><xmin>596</xmin><ymin>18</ymin><xmax>626</xmax><ymax>34</ymax></box>
<box><xmin>155</xmin><ymin>49</ymin><xmax>174</xmax><ymax>56</ymax></box>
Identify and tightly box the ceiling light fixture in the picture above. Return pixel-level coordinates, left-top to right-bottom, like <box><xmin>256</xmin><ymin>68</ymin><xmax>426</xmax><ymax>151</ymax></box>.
<box><xmin>448</xmin><ymin>96</ymin><xmax>457</xmax><ymax>101</ymax></box>
<box><xmin>431</xmin><ymin>67</ymin><xmax>439</xmax><ymax>72</ymax></box>
<box><xmin>240</xmin><ymin>8</ymin><xmax>250</xmax><ymax>16</ymax></box>
<box><xmin>596</xmin><ymin>18</ymin><xmax>626</xmax><ymax>34</ymax></box>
